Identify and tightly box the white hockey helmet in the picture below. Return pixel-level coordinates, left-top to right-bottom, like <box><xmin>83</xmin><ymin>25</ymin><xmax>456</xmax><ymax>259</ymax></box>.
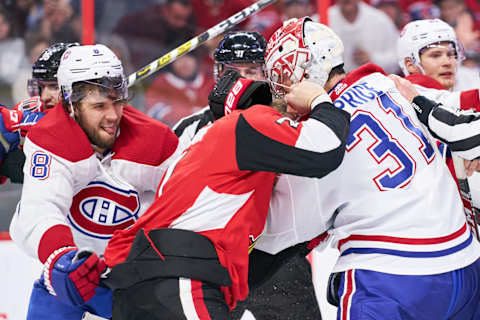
<box><xmin>57</xmin><ymin>44</ymin><xmax>127</xmax><ymax>114</ymax></box>
<box><xmin>397</xmin><ymin>18</ymin><xmax>464</xmax><ymax>75</ymax></box>
<box><xmin>265</xmin><ymin>17</ymin><xmax>344</xmax><ymax>97</ymax></box>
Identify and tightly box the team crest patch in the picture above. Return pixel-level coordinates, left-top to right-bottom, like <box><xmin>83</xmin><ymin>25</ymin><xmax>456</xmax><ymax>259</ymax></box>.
<box><xmin>68</xmin><ymin>181</ymin><xmax>140</xmax><ymax>239</ymax></box>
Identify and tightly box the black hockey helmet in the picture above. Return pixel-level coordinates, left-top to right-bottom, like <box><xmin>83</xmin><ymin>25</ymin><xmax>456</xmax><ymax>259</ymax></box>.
<box><xmin>214</xmin><ymin>31</ymin><xmax>266</xmax><ymax>81</ymax></box>
<box><xmin>214</xmin><ymin>31</ymin><xmax>267</xmax><ymax>64</ymax></box>
<box><xmin>28</xmin><ymin>42</ymin><xmax>80</xmax><ymax>96</ymax></box>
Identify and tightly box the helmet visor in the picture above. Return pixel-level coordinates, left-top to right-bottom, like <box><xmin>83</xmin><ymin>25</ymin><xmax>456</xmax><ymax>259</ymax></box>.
<box><xmin>70</xmin><ymin>76</ymin><xmax>128</xmax><ymax>104</ymax></box>
<box><xmin>419</xmin><ymin>41</ymin><xmax>465</xmax><ymax>61</ymax></box>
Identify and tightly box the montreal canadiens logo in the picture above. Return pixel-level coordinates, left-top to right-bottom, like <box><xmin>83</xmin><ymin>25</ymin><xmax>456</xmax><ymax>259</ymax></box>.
<box><xmin>68</xmin><ymin>181</ymin><xmax>140</xmax><ymax>239</ymax></box>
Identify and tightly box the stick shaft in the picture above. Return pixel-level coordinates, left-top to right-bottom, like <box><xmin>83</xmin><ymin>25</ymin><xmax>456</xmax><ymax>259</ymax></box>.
<box><xmin>127</xmin><ymin>0</ymin><xmax>276</xmax><ymax>87</ymax></box>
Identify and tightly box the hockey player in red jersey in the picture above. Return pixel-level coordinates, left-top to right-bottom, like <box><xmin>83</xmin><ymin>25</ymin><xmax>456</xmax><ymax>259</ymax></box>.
<box><xmin>9</xmin><ymin>44</ymin><xmax>181</xmax><ymax>320</ymax></box>
<box><xmin>173</xmin><ymin>30</ymin><xmax>323</xmax><ymax>320</ymax></box>
<box><xmin>260</xmin><ymin>17</ymin><xmax>480</xmax><ymax>320</ymax></box>
<box><xmin>102</xmin><ymin>67</ymin><xmax>351</xmax><ymax>319</ymax></box>
<box><xmin>0</xmin><ymin>43</ymin><xmax>80</xmax><ymax>184</ymax></box>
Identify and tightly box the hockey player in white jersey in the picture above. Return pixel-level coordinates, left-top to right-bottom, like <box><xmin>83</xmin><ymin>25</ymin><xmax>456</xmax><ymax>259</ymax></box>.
<box><xmin>172</xmin><ymin>31</ymin><xmax>322</xmax><ymax>320</ymax></box>
<box><xmin>397</xmin><ymin>18</ymin><xmax>480</xmax><ymax>238</ymax></box>
<box><xmin>397</xmin><ymin>18</ymin><xmax>480</xmax><ymax>115</ymax></box>
<box><xmin>258</xmin><ymin>17</ymin><xmax>480</xmax><ymax>319</ymax></box>
<box><xmin>9</xmin><ymin>44</ymin><xmax>181</xmax><ymax>320</ymax></box>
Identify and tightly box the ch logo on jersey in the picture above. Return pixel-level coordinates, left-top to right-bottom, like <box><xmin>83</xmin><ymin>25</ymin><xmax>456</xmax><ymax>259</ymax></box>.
<box><xmin>68</xmin><ymin>181</ymin><xmax>140</xmax><ymax>239</ymax></box>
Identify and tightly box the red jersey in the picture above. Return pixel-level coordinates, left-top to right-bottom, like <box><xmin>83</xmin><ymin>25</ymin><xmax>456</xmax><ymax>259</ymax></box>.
<box><xmin>104</xmin><ymin>103</ymin><xmax>350</xmax><ymax>308</ymax></box>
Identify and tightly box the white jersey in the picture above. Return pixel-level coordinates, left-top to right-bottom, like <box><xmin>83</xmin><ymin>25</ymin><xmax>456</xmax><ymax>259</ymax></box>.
<box><xmin>9</xmin><ymin>105</ymin><xmax>181</xmax><ymax>263</ymax></box>
<box><xmin>256</xmin><ymin>63</ymin><xmax>480</xmax><ymax>276</ymax></box>
<box><xmin>405</xmin><ymin>73</ymin><xmax>480</xmax><ymax>113</ymax></box>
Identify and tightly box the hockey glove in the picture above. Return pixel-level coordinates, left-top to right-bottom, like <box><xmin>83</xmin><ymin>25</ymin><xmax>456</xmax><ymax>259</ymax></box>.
<box><xmin>43</xmin><ymin>247</ymin><xmax>107</xmax><ymax>306</ymax></box>
<box><xmin>0</xmin><ymin>106</ymin><xmax>22</xmax><ymax>160</ymax></box>
<box><xmin>0</xmin><ymin>106</ymin><xmax>45</xmax><ymax>158</ymax></box>
<box><xmin>14</xmin><ymin>96</ymin><xmax>45</xmax><ymax>113</ymax></box>
<box><xmin>208</xmin><ymin>69</ymin><xmax>272</xmax><ymax>120</ymax></box>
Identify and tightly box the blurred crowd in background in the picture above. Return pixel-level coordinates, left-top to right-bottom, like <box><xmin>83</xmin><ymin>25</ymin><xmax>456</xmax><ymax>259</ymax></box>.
<box><xmin>0</xmin><ymin>0</ymin><xmax>479</xmax><ymax>225</ymax></box>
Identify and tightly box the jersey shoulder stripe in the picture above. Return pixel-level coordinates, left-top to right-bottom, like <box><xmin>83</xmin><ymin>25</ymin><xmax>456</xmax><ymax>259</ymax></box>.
<box><xmin>113</xmin><ymin>106</ymin><xmax>179</xmax><ymax>166</ymax></box>
<box><xmin>27</xmin><ymin>103</ymin><xmax>93</xmax><ymax>162</ymax></box>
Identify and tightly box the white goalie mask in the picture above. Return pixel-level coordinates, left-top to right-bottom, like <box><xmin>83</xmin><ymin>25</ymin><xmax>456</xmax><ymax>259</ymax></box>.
<box><xmin>264</xmin><ymin>17</ymin><xmax>344</xmax><ymax>98</ymax></box>
<box><xmin>397</xmin><ymin>18</ymin><xmax>465</xmax><ymax>75</ymax></box>
<box><xmin>57</xmin><ymin>44</ymin><xmax>127</xmax><ymax>117</ymax></box>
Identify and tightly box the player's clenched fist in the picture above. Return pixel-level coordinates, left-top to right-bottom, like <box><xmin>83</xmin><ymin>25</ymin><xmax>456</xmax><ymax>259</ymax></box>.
<box><xmin>285</xmin><ymin>80</ymin><xmax>332</xmax><ymax>116</ymax></box>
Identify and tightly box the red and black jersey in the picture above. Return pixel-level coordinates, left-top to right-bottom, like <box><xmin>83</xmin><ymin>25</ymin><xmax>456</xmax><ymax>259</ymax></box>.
<box><xmin>104</xmin><ymin>103</ymin><xmax>350</xmax><ymax>308</ymax></box>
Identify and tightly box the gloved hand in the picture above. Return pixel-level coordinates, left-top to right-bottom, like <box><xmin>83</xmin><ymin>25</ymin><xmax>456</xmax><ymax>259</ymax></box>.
<box><xmin>0</xmin><ymin>106</ymin><xmax>45</xmax><ymax>158</ymax></box>
<box><xmin>208</xmin><ymin>69</ymin><xmax>272</xmax><ymax>120</ymax></box>
<box><xmin>14</xmin><ymin>96</ymin><xmax>45</xmax><ymax>113</ymax></box>
<box><xmin>0</xmin><ymin>106</ymin><xmax>22</xmax><ymax>160</ymax></box>
<box><xmin>43</xmin><ymin>247</ymin><xmax>107</xmax><ymax>306</ymax></box>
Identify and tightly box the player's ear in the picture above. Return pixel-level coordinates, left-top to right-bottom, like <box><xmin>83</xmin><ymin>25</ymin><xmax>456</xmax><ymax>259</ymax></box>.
<box><xmin>405</xmin><ymin>58</ymin><xmax>420</xmax><ymax>74</ymax></box>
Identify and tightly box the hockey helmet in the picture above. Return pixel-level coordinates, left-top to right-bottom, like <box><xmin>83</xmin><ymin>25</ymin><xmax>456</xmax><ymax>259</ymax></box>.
<box><xmin>214</xmin><ymin>31</ymin><xmax>267</xmax><ymax>80</ymax></box>
<box><xmin>397</xmin><ymin>18</ymin><xmax>464</xmax><ymax>75</ymax></box>
<box><xmin>28</xmin><ymin>42</ymin><xmax>80</xmax><ymax>97</ymax></box>
<box><xmin>57</xmin><ymin>44</ymin><xmax>127</xmax><ymax>116</ymax></box>
<box><xmin>264</xmin><ymin>17</ymin><xmax>344</xmax><ymax>98</ymax></box>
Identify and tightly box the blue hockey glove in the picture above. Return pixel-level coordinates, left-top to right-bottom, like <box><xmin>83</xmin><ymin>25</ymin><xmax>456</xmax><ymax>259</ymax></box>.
<box><xmin>43</xmin><ymin>247</ymin><xmax>107</xmax><ymax>306</ymax></box>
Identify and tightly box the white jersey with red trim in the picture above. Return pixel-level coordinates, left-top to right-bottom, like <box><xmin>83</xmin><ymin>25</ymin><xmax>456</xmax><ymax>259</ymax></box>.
<box><xmin>9</xmin><ymin>104</ymin><xmax>181</xmax><ymax>263</ymax></box>
<box><xmin>257</xmin><ymin>63</ymin><xmax>480</xmax><ymax>276</ymax></box>
<box><xmin>405</xmin><ymin>73</ymin><xmax>480</xmax><ymax>112</ymax></box>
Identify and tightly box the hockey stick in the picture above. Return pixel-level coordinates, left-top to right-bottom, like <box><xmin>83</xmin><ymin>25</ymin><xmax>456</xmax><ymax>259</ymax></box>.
<box><xmin>127</xmin><ymin>0</ymin><xmax>277</xmax><ymax>87</ymax></box>
<box><xmin>452</xmin><ymin>155</ymin><xmax>480</xmax><ymax>241</ymax></box>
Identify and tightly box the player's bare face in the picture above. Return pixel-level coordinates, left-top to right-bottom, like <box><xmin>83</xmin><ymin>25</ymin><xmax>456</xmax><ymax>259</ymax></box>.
<box><xmin>420</xmin><ymin>43</ymin><xmax>457</xmax><ymax>90</ymax></box>
<box><xmin>75</xmin><ymin>89</ymin><xmax>124</xmax><ymax>153</ymax></box>
<box><xmin>39</xmin><ymin>81</ymin><xmax>60</xmax><ymax>109</ymax></box>
<box><xmin>223</xmin><ymin>63</ymin><xmax>265</xmax><ymax>81</ymax></box>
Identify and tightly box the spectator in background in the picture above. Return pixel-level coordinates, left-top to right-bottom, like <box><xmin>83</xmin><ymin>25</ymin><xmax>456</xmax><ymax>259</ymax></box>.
<box><xmin>249</xmin><ymin>0</ymin><xmax>317</xmax><ymax>42</ymax></box>
<box><xmin>190</xmin><ymin>0</ymin><xmax>254</xmax><ymax>31</ymax></box>
<box><xmin>0</xmin><ymin>7</ymin><xmax>26</xmax><ymax>102</ymax></box>
<box><xmin>114</xmin><ymin>0</ymin><xmax>196</xmax><ymax>71</ymax></box>
<box><xmin>328</xmin><ymin>0</ymin><xmax>399</xmax><ymax>73</ymax></box>
<box><xmin>408</xmin><ymin>1</ymin><xmax>441</xmax><ymax>21</ymax></box>
<box><xmin>12</xmin><ymin>33</ymin><xmax>50</xmax><ymax>102</ymax></box>
<box><xmin>2</xmin><ymin>0</ymin><xmax>37</xmax><ymax>37</ymax></box>
<box><xmin>36</xmin><ymin>0</ymin><xmax>79</xmax><ymax>43</ymax></box>
<box><xmin>372</xmin><ymin>0</ymin><xmax>409</xmax><ymax>29</ymax></box>
<box><xmin>145</xmin><ymin>53</ymin><xmax>215</xmax><ymax>127</ymax></box>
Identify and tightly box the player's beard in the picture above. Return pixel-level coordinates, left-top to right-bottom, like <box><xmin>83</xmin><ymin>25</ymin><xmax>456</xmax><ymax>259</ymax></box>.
<box><xmin>76</xmin><ymin>111</ymin><xmax>119</xmax><ymax>151</ymax></box>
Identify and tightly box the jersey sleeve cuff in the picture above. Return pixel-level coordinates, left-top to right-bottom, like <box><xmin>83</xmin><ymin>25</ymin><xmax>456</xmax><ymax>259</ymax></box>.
<box><xmin>310</xmin><ymin>93</ymin><xmax>332</xmax><ymax>109</ymax></box>
<box><xmin>412</xmin><ymin>95</ymin><xmax>437</xmax><ymax>125</ymax></box>
<box><xmin>38</xmin><ymin>225</ymin><xmax>75</xmax><ymax>264</ymax></box>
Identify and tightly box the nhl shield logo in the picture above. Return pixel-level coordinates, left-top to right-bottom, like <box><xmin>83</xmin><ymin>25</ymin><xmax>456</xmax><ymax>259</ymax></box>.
<box><xmin>68</xmin><ymin>181</ymin><xmax>140</xmax><ymax>239</ymax></box>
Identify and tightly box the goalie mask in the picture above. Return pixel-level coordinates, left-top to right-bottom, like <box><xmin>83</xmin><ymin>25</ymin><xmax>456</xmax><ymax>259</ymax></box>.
<box><xmin>397</xmin><ymin>18</ymin><xmax>465</xmax><ymax>76</ymax></box>
<box><xmin>57</xmin><ymin>44</ymin><xmax>127</xmax><ymax>117</ymax></box>
<box><xmin>265</xmin><ymin>17</ymin><xmax>344</xmax><ymax>98</ymax></box>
